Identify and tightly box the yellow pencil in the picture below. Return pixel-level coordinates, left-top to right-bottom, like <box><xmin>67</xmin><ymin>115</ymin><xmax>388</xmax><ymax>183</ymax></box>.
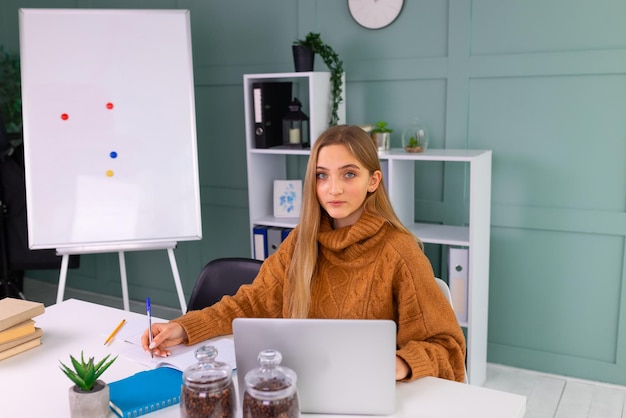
<box><xmin>104</xmin><ymin>319</ymin><xmax>126</xmax><ymax>345</ymax></box>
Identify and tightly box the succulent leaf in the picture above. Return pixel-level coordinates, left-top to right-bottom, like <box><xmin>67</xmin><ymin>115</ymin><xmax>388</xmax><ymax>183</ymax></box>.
<box><xmin>59</xmin><ymin>351</ymin><xmax>117</xmax><ymax>391</ymax></box>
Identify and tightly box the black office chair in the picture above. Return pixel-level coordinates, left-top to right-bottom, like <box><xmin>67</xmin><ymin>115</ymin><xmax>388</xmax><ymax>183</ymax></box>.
<box><xmin>186</xmin><ymin>257</ymin><xmax>263</xmax><ymax>312</ymax></box>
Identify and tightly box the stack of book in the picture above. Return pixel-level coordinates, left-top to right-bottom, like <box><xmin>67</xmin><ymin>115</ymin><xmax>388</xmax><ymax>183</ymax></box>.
<box><xmin>0</xmin><ymin>297</ymin><xmax>45</xmax><ymax>361</ymax></box>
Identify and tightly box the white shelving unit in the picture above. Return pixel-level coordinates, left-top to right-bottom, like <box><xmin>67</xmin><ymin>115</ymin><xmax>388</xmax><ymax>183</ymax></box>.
<box><xmin>243</xmin><ymin>72</ymin><xmax>346</xmax><ymax>232</ymax></box>
<box><xmin>381</xmin><ymin>148</ymin><xmax>492</xmax><ymax>386</ymax></box>
<box><xmin>243</xmin><ymin>72</ymin><xmax>492</xmax><ymax>386</ymax></box>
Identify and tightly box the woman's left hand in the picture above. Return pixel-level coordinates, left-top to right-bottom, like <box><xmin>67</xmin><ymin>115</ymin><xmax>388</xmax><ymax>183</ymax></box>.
<box><xmin>395</xmin><ymin>356</ymin><xmax>409</xmax><ymax>380</ymax></box>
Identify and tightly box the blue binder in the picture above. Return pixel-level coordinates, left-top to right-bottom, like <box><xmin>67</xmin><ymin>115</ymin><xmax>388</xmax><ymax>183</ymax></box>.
<box><xmin>281</xmin><ymin>228</ymin><xmax>293</xmax><ymax>241</ymax></box>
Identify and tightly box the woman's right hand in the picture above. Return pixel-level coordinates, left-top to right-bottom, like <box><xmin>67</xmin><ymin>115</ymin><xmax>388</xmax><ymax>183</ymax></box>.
<box><xmin>140</xmin><ymin>322</ymin><xmax>188</xmax><ymax>357</ymax></box>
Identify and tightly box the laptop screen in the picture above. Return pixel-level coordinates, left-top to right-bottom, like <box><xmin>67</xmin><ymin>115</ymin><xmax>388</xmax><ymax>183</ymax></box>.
<box><xmin>233</xmin><ymin>318</ymin><xmax>396</xmax><ymax>415</ymax></box>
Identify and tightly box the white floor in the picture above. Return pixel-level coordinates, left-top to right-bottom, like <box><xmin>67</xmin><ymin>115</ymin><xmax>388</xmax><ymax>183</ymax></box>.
<box><xmin>19</xmin><ymin>278</ymin><xmax>626</xmax><ymax>418</ymax></box>
<box><xmin>485</xmin><ymin>363</ymin><xmax>626</xmax><ymax>418</ymax></box>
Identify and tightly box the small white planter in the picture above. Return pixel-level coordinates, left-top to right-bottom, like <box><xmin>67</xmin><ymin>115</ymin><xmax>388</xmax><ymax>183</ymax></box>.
<box><xmin>68</xmin><ymin>380</ymin><xmax>110</xmax><ymax>418</ymax></box>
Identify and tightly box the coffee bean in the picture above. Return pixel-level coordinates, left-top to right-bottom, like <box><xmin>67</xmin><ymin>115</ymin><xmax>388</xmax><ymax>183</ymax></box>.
<box><xmin>180</xmin><ymin>380</ymin><xmax>235</xmax><ymax>418</ymax></box>
<box><xmin>242</xmin><ymin>377</ymin><xmax>299</xmax><ymax>418</ymax></box>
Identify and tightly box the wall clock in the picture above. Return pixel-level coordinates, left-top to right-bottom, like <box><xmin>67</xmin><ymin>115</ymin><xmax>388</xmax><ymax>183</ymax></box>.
<box><xmin>348</xmin><ymin>0</ymin><xmax>404</xmax><ymax>30</ymax></box>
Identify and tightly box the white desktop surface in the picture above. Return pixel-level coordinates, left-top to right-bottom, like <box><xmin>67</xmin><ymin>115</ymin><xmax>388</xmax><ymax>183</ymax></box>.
<box><xmin>0</xmin><ymin>299</ymin><xmax>526</xmax><ymax>418</ymax></box>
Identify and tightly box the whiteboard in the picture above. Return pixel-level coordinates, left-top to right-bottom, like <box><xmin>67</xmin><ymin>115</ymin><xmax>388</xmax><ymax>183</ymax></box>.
<box><xmin>19</xmin><ymin>9</ymin><xmax>202</xmax><ymax>251</ymax></box>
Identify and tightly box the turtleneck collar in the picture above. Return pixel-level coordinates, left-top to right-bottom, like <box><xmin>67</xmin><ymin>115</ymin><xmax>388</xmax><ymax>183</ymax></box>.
<box><xmin>318</xmin><ymin>212</ymin><xmax>388</xmax><ymax>260</ymax></box>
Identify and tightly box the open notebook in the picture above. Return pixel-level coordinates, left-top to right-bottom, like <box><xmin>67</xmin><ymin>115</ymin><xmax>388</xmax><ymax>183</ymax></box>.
<box><xmin>119</xmin><ymin>331</ymin><xmax>236</xmax><ymax>372</ymax></box>
<box><xmin>233</xmin><ymin>318</ymin><xmax>397</xmax><ymax>415</ymax></box>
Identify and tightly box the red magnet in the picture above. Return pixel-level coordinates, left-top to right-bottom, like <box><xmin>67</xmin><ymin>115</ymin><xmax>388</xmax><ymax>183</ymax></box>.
<box><xmin>106</xmin><ymin>102</ymin><xmax>114</xmax><ymax>110</ymax></box>
<box><xmin>61</xmin><ymin>113</ymin><xmax>69</xmax><ymax>120</ymax></box>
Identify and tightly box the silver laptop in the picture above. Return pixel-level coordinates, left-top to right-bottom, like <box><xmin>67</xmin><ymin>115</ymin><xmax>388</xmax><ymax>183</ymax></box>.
<box><xmin>232</xmin><ymin>318</ymin><xmax>396</xmax><ymax>415</ymax></box>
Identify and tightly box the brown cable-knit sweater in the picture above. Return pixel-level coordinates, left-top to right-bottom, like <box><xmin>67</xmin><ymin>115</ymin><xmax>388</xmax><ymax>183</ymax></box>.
<box><xmin>173</xmin><ymin>212</ymin><xmax>466</xmax><ymax>382</ymax></box>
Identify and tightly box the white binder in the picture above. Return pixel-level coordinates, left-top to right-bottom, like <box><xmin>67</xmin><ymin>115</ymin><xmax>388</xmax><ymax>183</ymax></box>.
<box><xmin>448</xmin><ymin>247</ymin><xmax>469</xmax><ymax>323</ymax></box>
<box><xmin>253</xmin><ymin>226</ymin><xmax>268</xmax><ymax>261</ymax></box>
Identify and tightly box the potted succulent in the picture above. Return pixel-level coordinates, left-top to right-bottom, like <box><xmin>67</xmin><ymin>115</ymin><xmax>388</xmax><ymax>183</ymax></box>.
<box><xmin>371</xmin><ymin>120</ymin><xmax>393</xmax><ymax>151</ymax></box>
<box><xmin>60</xmin><ymin>351</ymin><xmax>117</xmax><ymax>418</ymax></box>
<box><xmin>0</xmin><ymin>46</ymin><xmax>22</xmax><ymax>138</ymax></box>
<box><xmin>292</xmin><ymin>32</ymin><xmax>343</xmax><ymax>126</ymax></box>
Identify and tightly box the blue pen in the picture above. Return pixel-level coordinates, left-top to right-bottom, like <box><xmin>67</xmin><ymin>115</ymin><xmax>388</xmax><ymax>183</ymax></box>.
<box><xmin>146</xmin><ymin>298</ymin><xmax>154</xmax><ymax>358</ymax></box>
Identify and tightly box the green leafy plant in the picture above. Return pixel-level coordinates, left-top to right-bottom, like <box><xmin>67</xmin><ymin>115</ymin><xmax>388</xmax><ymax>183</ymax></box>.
<box><xmin>293</xmin><ymin>33</ymin><xmax>343</xmax><ymax>126</ymax></box>
<box><xmin>406</xmin><ymin>136</ymin><xmax>418</xmax><ymax>148</ymax></box>
<box><xmin>59</xmin><ymin>351</ymin><xmax>117</xmax><ymax>392</ymax></box>
<box><xmin>0</xmin><ymin>46</ymin><xmax>22</xmax><ymax>134</ymax></box>
<box><xmin>402</xmin><ymin>124</ymin><xmax>428</xmax><ymax>153</ymax></box>
<box><xmin>372</xmin><ymin>120</ymin><xmax>393</xmax><ymax>134</ymax></box>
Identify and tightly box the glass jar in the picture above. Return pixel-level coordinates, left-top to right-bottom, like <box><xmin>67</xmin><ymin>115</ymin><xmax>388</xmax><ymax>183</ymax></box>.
<box><xmin>181</xmin><ymin>345</ymin><xmax>236</xmax><ymax>418</ymax></box>
<box><xmin>401</xmin><ymin>118</ymin><xmax>429</xmax><ymax>153</ymax></box>
<box><xmin>243</xmin><ymin>349</ymin><xmax>300</xmax><ymax>418</ymax></box>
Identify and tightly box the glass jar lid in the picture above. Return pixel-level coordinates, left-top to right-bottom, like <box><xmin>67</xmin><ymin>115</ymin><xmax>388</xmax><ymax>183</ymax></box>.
<box><xmin>182</xmin><ymin>345</ymin><xmax>232</xmax><ymax>391</ymax></box>
<box><xmin>244</xmin><ymin>349</ymin><xmax>298</xmax><ymax>401</ymax></box>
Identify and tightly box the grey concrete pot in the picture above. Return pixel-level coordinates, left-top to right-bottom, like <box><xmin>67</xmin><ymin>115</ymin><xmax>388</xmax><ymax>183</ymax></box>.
<box><xmin>68</xmin><ymin>380</ymin><xmax>110</xmax><ymax>418</ymax></box>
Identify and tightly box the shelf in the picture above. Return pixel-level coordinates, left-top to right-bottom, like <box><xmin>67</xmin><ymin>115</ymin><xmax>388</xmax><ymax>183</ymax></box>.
<box><xmin>249</xmin><ymin>147</ymin><xmax>311</xmax><ymax>156</ymax></box>
<box><xmin>243</xmin><ymin>72</ymin><xmax>345</xmax><ymax>150</ymax></box>
<box><xmin>378</xmin><ymin>148</ymin><xmax>490</xmax><ymax>162</ymax></box>
<box><xmin>253</xmin><ymin>216</ymin><xmax>299</xmax><ymax>229</ymax></box>
<box><xmin>249</xmin><ymin>148</ymin><xmax>490</xmax><ymax>160</ymax></box>
<box><xmin>409</xmin><ymin>223</ymin><xmax>469</xmax><ymax>247</ymax></box>
<box><xmin>243</xmin><ymin>71</ymin><xmax>328</xmax><ymax>80</ymax></box>
<box><xmin>251</xmin><ymin>221</ymin><xmax>469</xmax><ymax>246</ymax></box>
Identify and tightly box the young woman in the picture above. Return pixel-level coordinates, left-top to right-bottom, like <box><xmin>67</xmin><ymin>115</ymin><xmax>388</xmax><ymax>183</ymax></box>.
<box><xmin>142</xmin><ymin>125</ymin><xmax>466</xmax><ymax>382</ymax></box>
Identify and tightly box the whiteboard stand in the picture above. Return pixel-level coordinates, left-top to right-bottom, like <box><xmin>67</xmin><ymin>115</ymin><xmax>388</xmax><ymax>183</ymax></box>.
<box><xmin>19</xmin><ymin>9</ymin><xmax>201</xmax><ymax>315</ymax></box>
<box><xmin>166</xmin><ymin>247</ymin><xmax>187</xmax><ymax>313</ymax></box>
<box><xmin>118</xmin><ymin>252</ymin><xmax>130</xmax><ymax>311</ymax></box>
<box><xmin>55</xmin><ymin>242</ymin><xmax>188</xmax><ymax>313</ymax></box>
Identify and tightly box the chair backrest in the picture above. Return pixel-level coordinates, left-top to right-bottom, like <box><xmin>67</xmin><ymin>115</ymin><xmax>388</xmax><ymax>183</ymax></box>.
<box><xmin>434</xmin><ymin>277</ymin><xmax>468</xmax><ymax>383</ymax></box>
<box><xmin>186</xmin><ymin>257</ymin><xmax>263</xmax><ymax>312</ymax></box>
<box><xmin>434</xmin><ymin>277</ymin><xmax>453</xmax><ymax>307</ymax></box>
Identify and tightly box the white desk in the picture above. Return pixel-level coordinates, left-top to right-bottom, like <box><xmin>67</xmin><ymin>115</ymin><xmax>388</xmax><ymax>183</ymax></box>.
<box><xmin>0</xmin><ymin>299</ymin><xmax>526</xmax><ymax>417</ymax></box>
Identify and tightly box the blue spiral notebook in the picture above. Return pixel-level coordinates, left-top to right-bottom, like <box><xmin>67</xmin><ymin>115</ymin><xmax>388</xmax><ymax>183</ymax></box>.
<box><xmin>109</xmin><ymin>367</ymin><xmax>183</xmax><ymax>418</ymax></box>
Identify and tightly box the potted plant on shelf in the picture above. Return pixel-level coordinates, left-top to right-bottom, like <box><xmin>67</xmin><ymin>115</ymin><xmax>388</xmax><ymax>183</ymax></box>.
<box><xmin>60</xmin><ymin>351</ymin><xmax>117</xmax><ymax>418</ymax></box>
<box><xmin>292</xmin><ymin>32</ymin><xmax>343</xmax><ymax>126</ymax></box>
<box><xmin>0</xmin><ymin>46</ymin><xmax>22</xmax><ymax>139</ymax></box>
<box><xmin>401</xmin><ymin>120</ymin><xmax>429</xmax><ymax>153</ymax></box>
<box><xmin>371</xmin><ymin>120</ymin><xmax>393</xmax><ymax>151</ymax></box>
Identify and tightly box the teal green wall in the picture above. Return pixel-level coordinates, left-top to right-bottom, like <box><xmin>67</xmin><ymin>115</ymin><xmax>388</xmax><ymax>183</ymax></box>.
<box><xmin>2</xmin><ymin>0</ymin><xmax>626</xmax><ymax>385</ymax></box>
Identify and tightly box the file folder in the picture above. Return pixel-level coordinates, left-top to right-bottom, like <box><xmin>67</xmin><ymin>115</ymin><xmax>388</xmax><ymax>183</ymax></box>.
<box><xmin>253</xmin><ymin>226</ymin><xmax>293</xmax><ymax>260</ymax></box>
<box><xmin>253</xmin><ymin>226</ymin><xmax>268</xmax><ymax>261</ymax></box>
<box><xmin>267</xmin><ymin>227</ymin><xmax>283</xmax><ymax>256</ymax></box>
<box><xmin>448</xmin><ymin>247</ymin><xmax>469</xmax><ymax>323</ymax></box>
<box><xmin>281</xmin><ymin>228</ymin><xmax>293</xmax><ymax>241</ymax></box>
<box><xmin>252</xmin><ymin>82</ymin><xmax>292</xmax><ymax>148</ymax></box>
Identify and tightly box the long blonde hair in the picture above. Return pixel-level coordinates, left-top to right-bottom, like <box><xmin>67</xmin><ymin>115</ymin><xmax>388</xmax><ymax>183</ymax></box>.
<box><xmin>287</xmin><ymin>125</ymin><xmax>418</xmax><ymax>318</ymax></box>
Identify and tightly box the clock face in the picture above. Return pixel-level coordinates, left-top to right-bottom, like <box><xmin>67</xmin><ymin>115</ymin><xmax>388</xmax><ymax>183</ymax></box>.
<box><xmin>348</xmin><ymin>0</ymin><xmax>404</xmax><ymax>30</ymax></box>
